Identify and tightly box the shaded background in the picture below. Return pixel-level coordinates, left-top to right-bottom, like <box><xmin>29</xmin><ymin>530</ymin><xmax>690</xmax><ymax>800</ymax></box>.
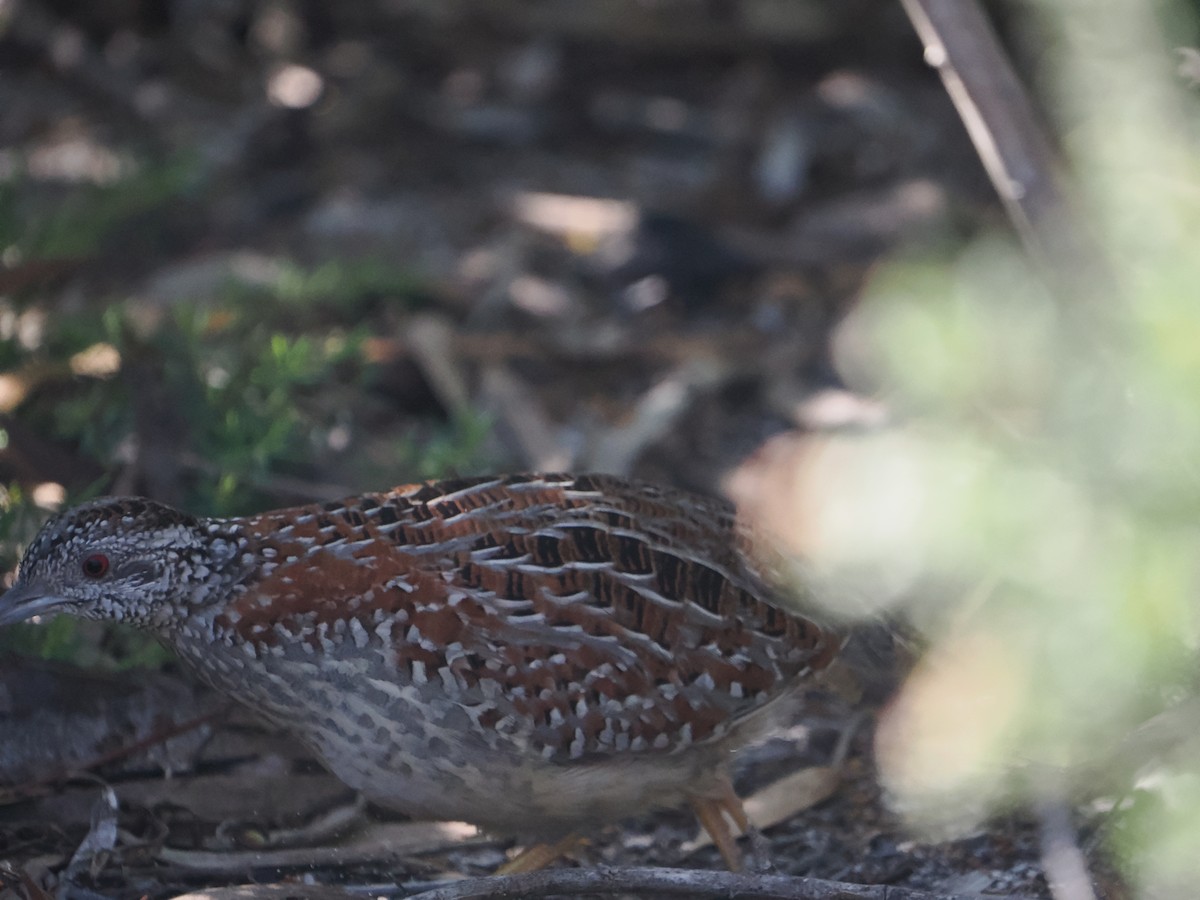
<box><xmin>0</xmin><ymin>0</ymin><xmax>996</xmax><ymax>524</ymax></box>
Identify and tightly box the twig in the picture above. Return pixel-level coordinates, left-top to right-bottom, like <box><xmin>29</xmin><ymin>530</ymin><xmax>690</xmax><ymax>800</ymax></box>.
<box><xmin>581</xmin><ymin>358</ymin><xmax>728</xmax><ymax>475</ymax></box>
<box><xmin>171</xmin><ymin>886</ymin><xmax>363</xmax><ymax>900</ymax></box>
<box><xmin>406</xmin><ymin>314</ymin><xmax>474</xmax><ymax>418</ymax></box>
<box><xmin>898</xmin><ymin>0</ymin><xmax>1103</xmax><ymax>296</ymax></box>
<box><xmin>478</xmin><ymin>365</ymin><xmax>574</xmax><ymax>472</ymax></box>
<box><xmin>1036</xmin><ymin>798</ymin><xmax>1098</xmax><ymax>900</ymax></box>
<box><xmin>402</xmin><ymin>866</ymin><xmax>1041</xmax><ymax>900</ymax></box>
<box><xmin>156</xmin><ymin>821</ymin><xmax>488</xmax><ymax>874</ymax></box>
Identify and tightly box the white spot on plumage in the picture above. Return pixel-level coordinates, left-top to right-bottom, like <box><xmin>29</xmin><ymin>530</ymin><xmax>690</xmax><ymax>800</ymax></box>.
<box><xmin>469</xmin><ymin>544</ymin><xmax>505</xmax><ymax>561</ymax></box>
<box><xmin>539</xmin><ymin>589</ymin><xmax>590</xmax><ymax>605</ymax></box>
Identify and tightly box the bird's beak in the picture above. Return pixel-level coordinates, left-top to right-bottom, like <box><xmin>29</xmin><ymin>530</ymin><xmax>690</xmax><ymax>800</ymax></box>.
<box><xmin>0</xmin><ymin>581</ymin><xmax>66</xmax><ymax>626</ymax></box>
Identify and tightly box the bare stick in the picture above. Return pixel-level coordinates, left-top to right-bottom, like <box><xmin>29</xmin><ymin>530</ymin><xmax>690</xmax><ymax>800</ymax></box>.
<box><xmin>1037</xmin><ymin>797</ymin><xmax>1099</xmax><ymax>900</ymax></box>
<box><xmin>899</xmin><ymin>0</ymin><xmax>1100</xmax><ymax>291</ymax></box>
<box><xmin>403</xmin><ymin>866</ymin><xmax>1041</xmax><ymax>900</ymax></box>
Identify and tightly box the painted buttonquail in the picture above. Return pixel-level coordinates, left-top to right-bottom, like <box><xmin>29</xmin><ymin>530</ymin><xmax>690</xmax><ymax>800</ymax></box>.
<box><xmin>0</xmin><ymin>474</ymin><xmax>842</xmax><ymax>869</ymax></box>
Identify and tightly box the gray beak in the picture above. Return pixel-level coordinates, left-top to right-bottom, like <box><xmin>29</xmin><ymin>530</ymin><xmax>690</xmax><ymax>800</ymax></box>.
<box><xmin>0</xmin><ymin>581</ymin><xmax>66</xmax><ymax>626</ymax></box>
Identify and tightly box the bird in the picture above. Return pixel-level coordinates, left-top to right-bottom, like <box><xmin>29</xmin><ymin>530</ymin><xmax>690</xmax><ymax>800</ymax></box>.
<box><xmin>0</xmin><ymin>473</ymin><xmax>843</xmax><ymax>871</ymax></box>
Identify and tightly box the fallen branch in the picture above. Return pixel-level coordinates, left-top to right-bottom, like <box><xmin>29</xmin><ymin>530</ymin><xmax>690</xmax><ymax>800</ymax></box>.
<box><xmin>403</xmin><ymin>866</ymin><xmax>1040</xmax><ymax>900</ymax></box>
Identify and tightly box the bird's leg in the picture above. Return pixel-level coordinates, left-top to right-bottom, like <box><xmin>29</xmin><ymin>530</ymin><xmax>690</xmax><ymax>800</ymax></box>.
<box><xmin>495</xmin><ymin>833</ymin><xmax>587</xmax><ymax>874</ymax></box>
<box><xmin>690</xmin><ymin>778</ymin><xmax>752</xmax><ymax>872</ymax></box>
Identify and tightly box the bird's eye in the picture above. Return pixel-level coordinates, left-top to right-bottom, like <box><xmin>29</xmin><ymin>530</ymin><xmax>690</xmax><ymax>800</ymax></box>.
<box><xmin>81</xmin><ymin>554</ymin><xmax>110</xmax><ymax>578</ymax></box>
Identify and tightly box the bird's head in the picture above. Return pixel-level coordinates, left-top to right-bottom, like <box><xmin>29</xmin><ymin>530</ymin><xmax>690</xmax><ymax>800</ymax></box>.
<box><xmin>0</xmin><ymin>497</ymin><xmax>234</xmax><ymax>630</ymax></box>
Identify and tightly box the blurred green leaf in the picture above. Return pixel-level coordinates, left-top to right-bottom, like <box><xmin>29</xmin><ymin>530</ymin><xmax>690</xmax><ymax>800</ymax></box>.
<box><xmin>807</xmin><ymin>0</ymin><xmax>1200</xmax><ymax>889</ymax></box>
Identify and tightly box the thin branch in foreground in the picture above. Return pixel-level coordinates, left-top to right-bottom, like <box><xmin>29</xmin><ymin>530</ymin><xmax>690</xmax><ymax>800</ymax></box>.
<box><xmin>402</xmin><ymin>866</ymin><xmax>1042</xmax><ymax>900</ymax></box>
<box><xmin>898</xmin><ymin>0</ymin><xmax>1105</xmax><ymax>300</ymax></box>
<box><xmin>1037</xmin><ymin>798</ymin><xmax>1098</xmax><ymax>900</ymax></box>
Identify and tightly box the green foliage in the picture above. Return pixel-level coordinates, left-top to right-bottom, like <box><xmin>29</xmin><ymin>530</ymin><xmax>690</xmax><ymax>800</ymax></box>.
<box><xmin>222</xmin><ymin>257</ymin><xmax>435</xmax><ymax>324</ymax></box>
<box><xmin>162</xmin><ymin>308</ymin><xmax>368</xmax><ymax>515</ymax></box>
<box><xmin>2</xmin><ymin>156</ymin><xmax>200</xmax><ymax>260</ymax></box>
<box><xmin>0</xmin><ymin>617</ymin><xmax>92</xmax><ymax>668</ymax></box>
<box><xmin>0</xmin><ymin>163</ymin><xmax>496</xmax><ymax>668</ymax></box>
<box><xmin>802</xmin><ymin>0</ymin><xmax>1200</xmax><ymax>891</ymax></box>
<box><xmin>395</xmin><ymin>410</ymin><xmax>495</xmax><ymax>482</ymax></box>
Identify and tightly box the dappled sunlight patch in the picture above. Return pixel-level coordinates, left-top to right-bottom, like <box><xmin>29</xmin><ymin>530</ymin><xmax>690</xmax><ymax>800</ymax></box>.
<box><xmin>25</xmin><ymin>130</ymin><xmax>134</xmax><ymax>185</ymax></box>
<box><xmin>68</xmin><ymin>343</ymin><xmax>120</xmax><ymax>378</ymax></box>
<box><xmin>30</xmin><ymin>481</ymin><xmax>66</xmax><ymax>511</ymax></box>
<box><xmin>266</xmin><ymin>64</ymin><xmax>324</xmax><ymax>109</ymax></box>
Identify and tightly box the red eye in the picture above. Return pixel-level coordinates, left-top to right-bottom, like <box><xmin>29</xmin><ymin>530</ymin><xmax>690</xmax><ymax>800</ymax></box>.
<box><xmin>81</xmin><ymin>554</ymin><xmax>109</xmax><ymax>578</ymax></box>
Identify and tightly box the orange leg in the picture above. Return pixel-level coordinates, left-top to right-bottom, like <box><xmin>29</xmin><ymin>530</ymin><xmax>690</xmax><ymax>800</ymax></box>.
<box><xmin>691</xmin><ymin>779</ymin><xmax>752</xmax><ymax>871</ymax></box>
<box><xmin>495</xmin><ymin>833</ymin><xmax>587</xmax><ymax>874</ymax></box>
